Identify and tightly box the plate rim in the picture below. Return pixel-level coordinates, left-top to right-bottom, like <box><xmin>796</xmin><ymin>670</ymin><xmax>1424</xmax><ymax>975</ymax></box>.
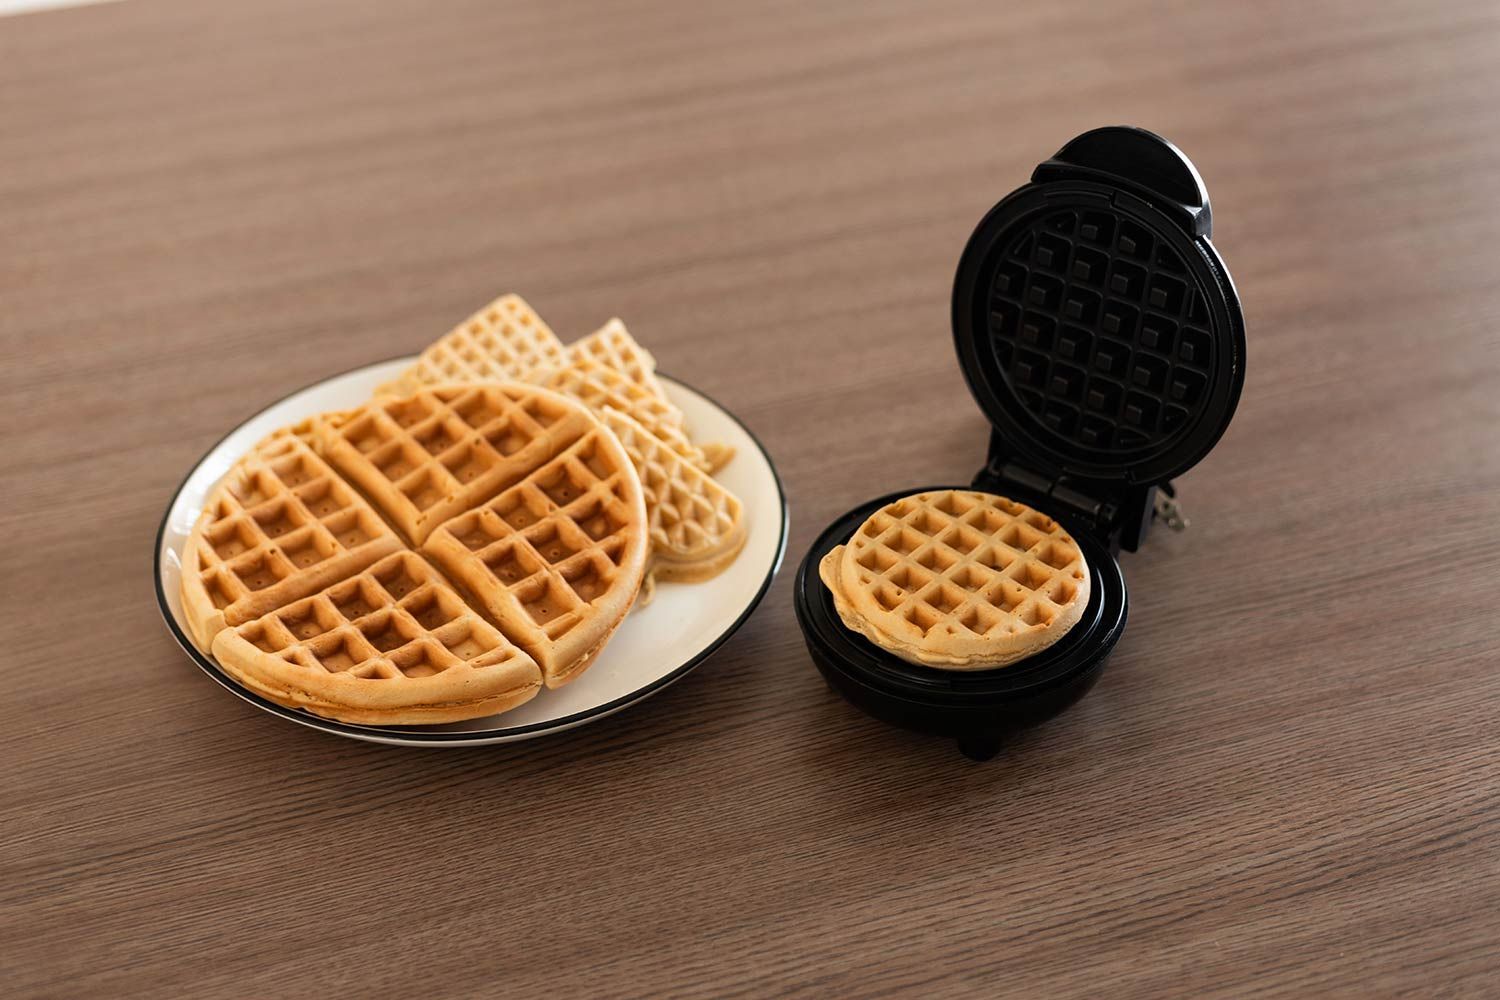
<box><xmin>153</xmin><ymin>357</ymin><xmax>789</xmax><ymax>746</ymax></box>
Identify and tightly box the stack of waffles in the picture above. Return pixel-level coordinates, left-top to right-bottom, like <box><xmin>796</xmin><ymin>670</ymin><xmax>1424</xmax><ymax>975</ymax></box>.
<box><xmin>379</xmin><ymin>294</ymin><xmax>747</xmax><ymax>586</ymax></box>
<box><xmin>182</xmin><ymin>295</ymin><xmax>748</xmax><ymax>725</ymax></box>
<box><xmin>819</xmin><ymin>490</ymin><xmax>1090</xmax><ymax>669</ymax></box>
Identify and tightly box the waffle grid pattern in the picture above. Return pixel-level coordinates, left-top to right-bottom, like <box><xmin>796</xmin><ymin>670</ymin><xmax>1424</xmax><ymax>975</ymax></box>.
<box><xmin>410</xmin><ymin>294</ymin><xmax>567</xmax><ymax>385</ymax></box>
<box><xmin>182</xmin><ymin>296</ymin><xmax>750</xmax><ymax>719</ymax></box>
<box><xmin>532</xmin><ymin>359</ymin><xmax>707</xmax><ymax>470</ymax></box>
<box><xmin>192</xmin><ymin>437</ymin><xmax>397</xmax><ymax>623</ymax></box>
<box><xmin>987</xmin><ymin>207</ymin><xmax>1215</xmax><ymax>456</ymax></box>
<box><xmin>601</xmin><ymin>408</ymin><xmax>742</xmax><ymax>572</ymax></box>
<box><xmin>236</xmin><ymin>553</ymin><xmax>530</xmax><ymax>680</ymax></box>
<box><xmin>844</xmin><ymin>492</ymin><xmax>1085</xmax><ymax>641</ymax></box>
<box><xmin>326</xmin><ymin>385</ymin><xmax>589</xmax><ymax>543</ymax></box>
<box><xmin>567</xmin><ymin>319</ymin><xmax>672</xmax><ymax>411</ymax></box>
<box><xmin>425</xmin><ymin>429</ymin><xmax>642</xmax><ymax>661</ymax></box>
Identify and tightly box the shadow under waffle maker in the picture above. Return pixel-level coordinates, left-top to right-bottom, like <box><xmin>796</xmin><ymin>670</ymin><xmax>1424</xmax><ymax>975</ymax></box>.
<box><xmin>794</xmin><ymin>126</ymin><xmax>1246</xmax><ymax>760</ymax></box>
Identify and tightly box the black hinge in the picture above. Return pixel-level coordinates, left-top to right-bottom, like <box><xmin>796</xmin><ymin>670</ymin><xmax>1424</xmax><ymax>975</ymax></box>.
<box><xmin>975</xmin><ymin>432</ymin><xmax>1162</xmax><ymax>553</ymax></box>
<box><xmin>977</xmin><ymin>459</ymin><xmax>1121</xmax><ymax>534</ymax></box>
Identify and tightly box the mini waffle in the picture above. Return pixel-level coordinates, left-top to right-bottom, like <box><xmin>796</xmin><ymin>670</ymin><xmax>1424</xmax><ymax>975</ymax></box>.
<box><xmin>600</xmin><ymin>408</ymin><xmax>746</xmax><ymax>583</ymax></box>
<box><xmin>819</xmin><ymin>490</ymin><xmax>1090</xmax><ymax>669</ymax></box>
<box><xmin>213</xmin><ymin>551</ymin><xmax>543</xmax><ymax>725</ymax></box>
<box><xmin>422</xmin><ymin>422</ymin><xmax>649</xmax><ymax>686</ymax></box>
<box><xmin>180</xmin><ymin>435</ymin><xmax>402</xmax><ymax>650</ymax></box>
<box><xmin>379</xmin><ymin>293</ymin><xmax>567</xmax><ymax>395</ymax></box>
<box><xmin>529</xmin><ymin>357</ymin><xmax>710</xmax><ymax>472</ymax></box>
<box><xmin>318</xmin><ymin>384</ymin><xmax>597</xmax><ymax>546</ymax></box>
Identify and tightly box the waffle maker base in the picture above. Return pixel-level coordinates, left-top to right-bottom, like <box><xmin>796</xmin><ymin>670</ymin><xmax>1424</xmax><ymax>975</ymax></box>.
<box><xmin>794</xmin><ymin>486</ymin><xmax>1127</xmax><ymax>761</ymax></box>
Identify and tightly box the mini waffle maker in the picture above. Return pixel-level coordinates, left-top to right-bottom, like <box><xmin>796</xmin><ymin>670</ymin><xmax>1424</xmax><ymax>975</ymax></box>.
<box><xmin>794</xmin><ymin>126</ymin><xmax>1245</xmax><ymax>760</ymax></box>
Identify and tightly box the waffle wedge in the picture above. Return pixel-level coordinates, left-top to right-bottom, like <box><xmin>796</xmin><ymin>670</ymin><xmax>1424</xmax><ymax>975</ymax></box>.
<box><xmin>423</xmin><ymin>421</ymin><xmax>649</xmax><ymax>686</ymax></box>
<box><xmin>379</xmin><ymin>293</ymin><xmax>567</xmax><ymax>395</ymax></box>
<box><xmin>213</xmin><ymin>551</ymin><xmax>543</xmax><ymax>725</ymax></box>
<box><xmin>529</xmin><ymin>357</ymin><xmax>710</xmax><ymax>472</ymax></box>
<box><xmin>318</xmin><ymin>384</ymin><xmax>597</xmax><ymax>546</ymax></box>
<box><xmin>819</xmin><ymin>490</ymin><xmax>1090</xmax><ymax>669</ymax></box>
<box><xmin>180</xmin><ymin>435</ymin><xmax>403</xmax><ymax>650</ymax></box>
<box><xmin>600</xmin><ymin>408</ymin><xmax>746</xmax><ymax>583</ymax></box>
<box><xmin>567</xmin><ymin>319</ymin><xmax>673</xmax><ymax>413</ymax></box>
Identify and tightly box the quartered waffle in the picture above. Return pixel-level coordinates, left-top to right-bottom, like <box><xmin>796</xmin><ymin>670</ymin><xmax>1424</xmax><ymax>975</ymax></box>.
<box><xmin>319</xmin><ymin>384</ymin><xmax>596</xmax><ymax>546</ymax></box>
<box><xmin>179</xmin><ymin>291</ymin><xmax>756</xmax><ymax>725</ymax></box>
<box><xmin>423</xmin><ymin>422</ymin><xmax>648</xmax><ymax>686</ymax></box>
<box><xmin>180</xmin><ymin>435</ymin><xmax>402</xmax><ymax>650</ymax></box>
<box><xmin>213</xmin><ymin>551</ymin><xmax>543</xmax><ymax>725</ymax></box>
<box><xmin>378</xmin><ymin>294</ymin><xmax>568</xmax><ymax>395</ymax></box>
<box><xmin>600</xmin><ymin>408</ymin><xmax>746</xmax><ymax>584</ymax></box>
<box><xmin>529</xmin><ymin>357</ymin><xmax>710</xmax><ymax>472</ymax></box>
<box><xmin>818</xmin><ymin>490</ymin><xmax>1090</xmax><ymax>669</ymax></box>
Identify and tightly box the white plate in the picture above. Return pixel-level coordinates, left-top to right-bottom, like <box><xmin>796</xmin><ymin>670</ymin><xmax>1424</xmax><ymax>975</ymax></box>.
<box><xmin>154</xmin><ymin>359</ymin><xmax>788</xmax><ymax>746</ymax></box>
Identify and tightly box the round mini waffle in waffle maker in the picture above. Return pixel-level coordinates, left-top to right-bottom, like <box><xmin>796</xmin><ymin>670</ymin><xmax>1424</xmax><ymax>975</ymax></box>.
<box><xmin>794</xmin><ymin>127</ymin><xmax>1245</xmax><ymax>760</ymax></box>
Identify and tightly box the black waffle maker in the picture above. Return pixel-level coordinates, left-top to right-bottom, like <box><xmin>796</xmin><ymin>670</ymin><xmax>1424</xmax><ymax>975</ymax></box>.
<box><xmin>794</xmin><ymin>126</ymin><xmax>1245</xmax><ymax>760</ymax></box>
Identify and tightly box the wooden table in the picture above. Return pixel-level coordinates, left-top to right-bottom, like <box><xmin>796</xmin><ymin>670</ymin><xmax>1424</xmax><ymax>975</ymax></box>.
<box><xmin>5</xmin><ymin>1</ymin><xmax>1497</xmax><ymax>995</ymax></box>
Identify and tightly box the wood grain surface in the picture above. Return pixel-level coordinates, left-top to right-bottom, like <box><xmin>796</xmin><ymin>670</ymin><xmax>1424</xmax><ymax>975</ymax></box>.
<box><xmin>4</xmin><ymin>0</ymin><xmax>1498</xmax><ymax>996</ymax></box>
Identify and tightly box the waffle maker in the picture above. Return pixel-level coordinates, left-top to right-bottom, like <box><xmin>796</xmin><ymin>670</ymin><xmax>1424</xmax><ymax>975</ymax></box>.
<box><xmin>794</xmin><ymin>126</ymin><xmax>1245</xmax><ymax>760</ymax></box>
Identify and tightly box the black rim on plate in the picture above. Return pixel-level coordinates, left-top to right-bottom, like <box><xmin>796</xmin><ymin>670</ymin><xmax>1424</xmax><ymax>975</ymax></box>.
<box><xmin>153</xmin><ymin>359</ymin><xmax>789</xmax><ymax>744</ymax></box>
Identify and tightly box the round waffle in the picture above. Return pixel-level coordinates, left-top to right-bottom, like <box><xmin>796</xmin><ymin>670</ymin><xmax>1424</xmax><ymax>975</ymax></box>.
<box><xmin>183</xmin><ymin>382</ymin><xmax>650</xmax><ymax>722</ymax></box>
<box><xmin>818</xmin><ymin>490</ymin><xmax>1090</xmax><ymax>669</ymax></box>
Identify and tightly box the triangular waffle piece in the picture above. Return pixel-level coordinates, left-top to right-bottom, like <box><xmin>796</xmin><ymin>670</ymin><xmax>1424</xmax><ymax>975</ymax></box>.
<box><xmin>318</xmin><ymin>384</ymin><xmax>597</xmax><ymax>546</ymax></box>
<box><xmin>180</xmin><ymin>435</ymin><xmax>403</xmax><ymax>650</ymax></box>
<box><xmin>381</xmin><ymin>294</ymin><xmax>567</xmax><ymax>393</ymax></box>
<box><xmin>529</xmin><ymin>358</ymin><xmax>709</xmax><ymax>472</ymax></box>
<box><xmin>422</xmin><ymin>424</ymin><xmax>649</xmax><ymax>687</ymax></box>
<box><xmin>566</xmin><ymin>319</ymin><xmax>674</xmax><ymax>417</ymax></box>
<box><xmin>599</xmin><ymin>408</ymin><xmax>746</xmax><ymax>583</ymax></box>
<box><xmin>819</xmin><ymin>490</ymin><xmax>1090</xmax><ymax>669</ymax></box>
<box><xmin>213</xmin><ymin>551</ymin><xmax>543</xmax><ymax>725</ymax></box>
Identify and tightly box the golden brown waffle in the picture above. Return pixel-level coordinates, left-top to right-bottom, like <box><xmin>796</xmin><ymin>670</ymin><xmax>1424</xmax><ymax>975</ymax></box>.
<box><xmin>600</xmin><ymin>408</ymin><xmax>746</xmax><ymax>583</ymax></box>
<box><xmin>319</xmin><ymin>384</ymin><xmax>597</xmax><ymax>546</ymax></box>
<box><xmin>178</xmin><ymin>287</ymin><xmax>757</xmax><ymax>723</ymax></box>
<box><xmin>818</xmin><ymin>490</ymin><xmax>1090</xmax><ymax>669</ymax></box>
<box><xmin>423</xmin><ymin>423</ymin><xmax>649</xmax><ymax>686</ymax></box>
<box><xmin>529</xmin><ymin>358</ymin><xmax>709</xmax><ymax>472</ymax></box>
<box><xmin>566</xmin><ymin>319</ymin><xmax>674</xmax><ymax>416</ymax></box>
<box><xmin>380</xmin><ymin>294</ymin><xmax>567</xmax><ymax>395</ymax></box>
<box><xmin>180</xmin><ymin>435</ymin><xmax>402</xmax><ymax>650</ymax></box>
<box><xmin>212</xmin><ymin>551</ymin><xmax>543</xmax><ymax>725</ymax></box>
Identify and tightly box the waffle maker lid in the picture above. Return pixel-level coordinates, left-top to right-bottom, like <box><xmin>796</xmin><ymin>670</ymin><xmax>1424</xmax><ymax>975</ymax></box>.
<box><xmin>952</xmin><ymin>126</ymin><xmax>1245</xmax><ymax>491</ymax></box>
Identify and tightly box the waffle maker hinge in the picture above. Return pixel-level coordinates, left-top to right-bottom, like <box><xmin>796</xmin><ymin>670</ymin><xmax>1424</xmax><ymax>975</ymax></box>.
<box><xmin>974</xmin><ymin>429</ymin><xmax>1159</xmax><ymax>555</ymax></box>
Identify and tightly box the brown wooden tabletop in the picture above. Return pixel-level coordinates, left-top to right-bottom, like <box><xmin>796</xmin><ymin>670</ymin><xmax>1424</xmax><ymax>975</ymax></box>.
<box><xmin>5</xmin><ymin>0</ymin><xmax>1498</xmax><ymax>996</ymax></box>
